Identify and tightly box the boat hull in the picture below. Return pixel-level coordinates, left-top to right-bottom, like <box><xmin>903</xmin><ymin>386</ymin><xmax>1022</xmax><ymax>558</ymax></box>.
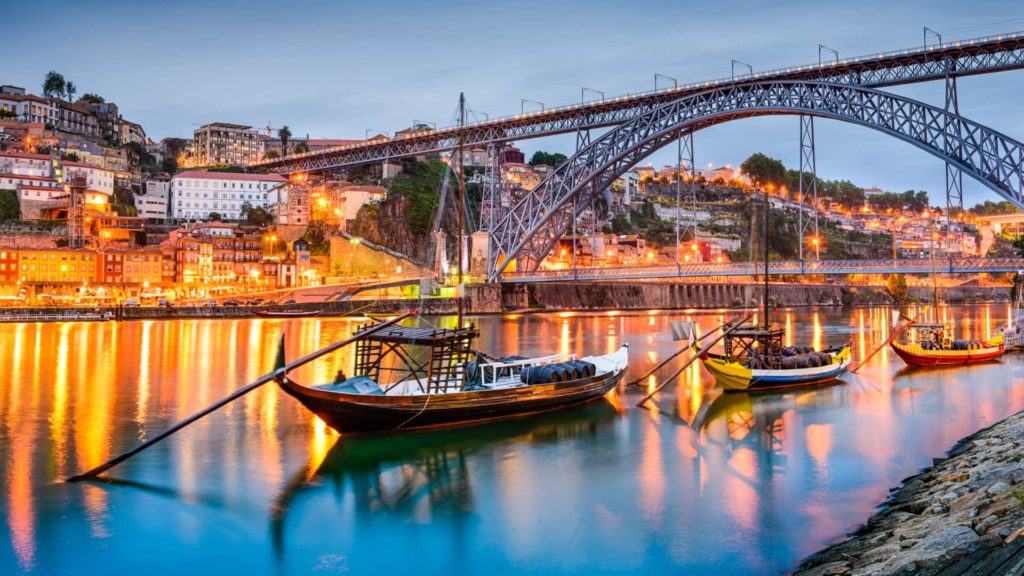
<box><xmin>277</xmin><ymin>368</ymin><xmax>626</xmax><ymax>433</ymax></box>
<box><xmin>701</xmin><ymin>346</ymin><xmax>851</xmax><ymax>392</ymax></box>
<box><xmin>254</xmin><ymin>310</ymin><xmax>322</xmax><ymax>318</ymax></box>
<box><xmin>890</xmin><ymin>340</ymin><xmax>1004</xmax><ymax>366</ymax></box>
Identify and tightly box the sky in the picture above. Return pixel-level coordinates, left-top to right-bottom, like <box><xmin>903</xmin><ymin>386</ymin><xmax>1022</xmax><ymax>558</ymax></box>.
<box><xmin>4</xmin><ymin>0</ymin><xmax>1024</xmax><ymax>206</ymax></box>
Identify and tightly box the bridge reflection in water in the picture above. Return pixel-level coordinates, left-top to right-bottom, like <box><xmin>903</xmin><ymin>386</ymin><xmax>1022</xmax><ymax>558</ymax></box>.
<box><xmin>1</xmin><ymin>308</ymin><xmax>1024</xmax><ymax>575</ymax></box>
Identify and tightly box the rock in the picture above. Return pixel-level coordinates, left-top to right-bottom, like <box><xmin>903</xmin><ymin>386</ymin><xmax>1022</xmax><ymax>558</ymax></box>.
<box><xmin>899</xmin><ymin>539</ymin><xmax>917</xmax><ymax>549</ymax></box>
<box><xmin>987</xmin><ymin>482</ymin><xmax>1011</xmax><ymax>496</ymax></box>
<box><xmin>974</xmin><ymin>514</ymin><xmax>999</xmax><ymax>533</ymax></box>
<box><xmin>880</xmin><ymin>525</ymin><xmax>980</xmax><ymax>572</ymax></box>
<box><xmin>798</xmin><ymin>560</ymin><xmax>850</xmax><ymax>576</ymax></box>
<box><xmin>929</xmin><ymin>504</ymin><xmax>948</xmax><ymax>514</ymax></box>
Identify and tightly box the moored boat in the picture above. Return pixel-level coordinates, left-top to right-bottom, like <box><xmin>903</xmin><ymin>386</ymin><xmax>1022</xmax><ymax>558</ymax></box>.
<box><xmin>698</xmin><ymin>324</ymin><xmax>851</xmax><ymax>392</ymax></box>
<box><xmin>255</xmin><ymin>309</ymin><xmax>322</xmax><ymax>318</ymax></box>
<box><xmin>276</xmin><ymin>322</ymin><xmax>629</xmax><ymax>433</ymax></box>
<box><xmin>890</xmin><ymin>322</ymin><xmax>1004</xmax><ymax>366</ymax></box>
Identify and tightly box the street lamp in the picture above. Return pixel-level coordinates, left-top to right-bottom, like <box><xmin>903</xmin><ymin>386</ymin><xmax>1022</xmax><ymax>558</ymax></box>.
<box><xmin>811</xmin><ymin>236</ymin><xmax>820</xmax><ymax>260</ymax></box>
<box><xmin>520</xmin><ymin>99</ymin><xmax>545</xmax><ymax>114</ymax></box>
<box><xmin>581</xmin><ymin>87</ymin><xmax>604</xmax><ymax>105</ymax></box>
<box><xmin>654</xmin><ymin>73</ymin><xmax>678</xmax><ymax>91</ymax></box>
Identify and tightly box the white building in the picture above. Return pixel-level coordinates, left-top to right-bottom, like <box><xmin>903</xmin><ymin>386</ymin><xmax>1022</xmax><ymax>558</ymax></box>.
<box><xmin>135</xmin><ymin>177</ymin><xmax>170</xmax><ymax>220</ymax></box>
<box><xmin>62</xmin><ymin>161</ymin><xmax>114</xmax><ymax>195</ymax></box>
<box><xmin>0</xmin><ymin>152</ymin><xmax>112</xmax><ymax>208</ymax></box>
<box><xmin>170</xmin><ymin>170</ymin><xmax>287</xmax><ymax>221</ymax></box>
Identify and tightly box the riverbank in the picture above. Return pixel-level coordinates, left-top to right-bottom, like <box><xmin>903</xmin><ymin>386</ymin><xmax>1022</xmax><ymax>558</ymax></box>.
<box><xmin>794</xmin><ymin>411</ymin><xmax>1024</xmax><ymax>576</ymax></box>
<box><xmin>0</xmin><ymin>282</ymin><xmax>1010</xmax><ymax>321</ymax></box>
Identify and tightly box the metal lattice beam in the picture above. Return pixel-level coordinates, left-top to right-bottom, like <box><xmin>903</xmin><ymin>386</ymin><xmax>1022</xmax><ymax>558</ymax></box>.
<box><xmin>252</xmin><ymin>33</ymin><xmax>1024</xmax><ymax>175</ymax></box>
<box><xmin>798</xmin><ymin>115</ymin><xmax>820</xmax><ymax>260</ymax></box>
<box><xmin>486</xmin><ymin>81</ymin><xmax>1024</xmax><ymax>280</ymax></box>
<box><xmin>499</xmin><ymin>257</ymin><xmax>1024</xmax><ymax>282</ymax></box>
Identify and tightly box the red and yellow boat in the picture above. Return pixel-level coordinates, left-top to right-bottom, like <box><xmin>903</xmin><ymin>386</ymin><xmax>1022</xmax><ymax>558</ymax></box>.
<box><xmin>890</xmin><ymin>322</ymin><xmax>1004</xmax><ymax>367</ymax></box>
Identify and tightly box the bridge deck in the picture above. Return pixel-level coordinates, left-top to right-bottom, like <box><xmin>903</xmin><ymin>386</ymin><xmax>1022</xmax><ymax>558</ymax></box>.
<box><xmin>497</xmin><ymin>258</ymin><xmax>1024</xmax><ymax>282</ymax></box>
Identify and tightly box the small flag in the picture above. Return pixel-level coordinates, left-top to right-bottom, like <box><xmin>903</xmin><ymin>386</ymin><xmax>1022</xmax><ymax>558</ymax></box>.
<box><xmin>670</xmin><ymin>320</ymin><xmax>696</xmax><ymax>342</ymax></box>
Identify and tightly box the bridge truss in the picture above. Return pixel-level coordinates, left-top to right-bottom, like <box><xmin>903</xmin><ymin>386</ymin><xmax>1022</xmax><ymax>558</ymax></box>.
<box><xmin>485</xmin><ymin>80</ymin><xmax>1024</xmax><ymax>280</ymax></box>
<box><xmin>252</xmin><ymin>32</ymin><xmax>1024</xmax><ymax>175</ymax></box>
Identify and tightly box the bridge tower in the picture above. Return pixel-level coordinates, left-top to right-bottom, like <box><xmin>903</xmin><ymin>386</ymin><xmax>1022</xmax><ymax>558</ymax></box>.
<box><xmin>676</xmin><ymin>131</ymin><xmax>698</xmax><ymax>270</ymax></box>
<box><xmin>944</xmin><ymin>58</ymin><xmax>965</xmax><ymax>257</ymax></box>
<box><xmin>797</xmin><ymin>115</ymin><xmax>820</xmax><ymax>261</ymax></box>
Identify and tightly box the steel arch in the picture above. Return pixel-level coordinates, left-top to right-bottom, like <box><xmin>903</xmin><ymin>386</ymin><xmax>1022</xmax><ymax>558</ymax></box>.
<box><xmin>487</xmin><ymin>81</ymin><xmax>1024</xmax><ymax>281</ymax></box>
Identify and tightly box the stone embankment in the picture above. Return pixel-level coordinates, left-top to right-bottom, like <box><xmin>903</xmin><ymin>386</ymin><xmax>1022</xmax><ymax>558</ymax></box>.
<box><xmin>794</xmin><ymin>412</ymin><xmax>1024</xmax><ymax>576</ymax></box>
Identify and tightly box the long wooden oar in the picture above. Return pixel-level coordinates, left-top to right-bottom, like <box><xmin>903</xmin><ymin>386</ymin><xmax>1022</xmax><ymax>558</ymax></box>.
<box><xmin>636</xmin><ymin>315</ymin><xmax>753</xmax><ymax>408</ymax></box>
<box><xmin>626</xmin><ymin>313</ymin><xmax>750</xmax><ymax>387</ymax></box>
<box><xmin>849</xmin><ymin>311</ymin><xmax>917</xmax><ymax>373</ymax></box>
<box><xmin>67</xmin><ymin>309</ymin><xmax>419</xmax><ymax>482</ymax></box>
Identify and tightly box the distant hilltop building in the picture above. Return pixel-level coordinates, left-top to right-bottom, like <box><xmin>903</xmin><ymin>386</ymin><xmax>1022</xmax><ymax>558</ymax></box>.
<box><xmin>185</xmin><ymin>122</ymin><xmax>261</xmax><ymax>167</ymax></box>
<box><xmin>0</xmin><ymin>84</ymin><xmax>145</xmax><ymax>147</ymax></box>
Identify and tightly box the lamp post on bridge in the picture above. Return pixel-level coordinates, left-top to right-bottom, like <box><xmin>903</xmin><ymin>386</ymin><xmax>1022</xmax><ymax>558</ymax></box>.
<box><xmin>923</xmin><ymin>26</ymin><xmax>943</xmax><ymax>48</ymax></box>
<box><xmin>581</xmin><ymin>87</ymin><xmax>604</xmax><ymax>105</ymax></box>
<box><xmin>654</xmin><ymin>73</ymin><xmax>678</xmax><ymax>91</ymax></box>
<box><xmin>818</xmin><ymin>45</ymin><xmax>839</xmax><ymax>65</ymax></box>
<box><xmin>520</xmin><ymin>99</ymin><xmax>545</xmax><ymax>114</ymax></box>
<box><xmin>731</xmin><ymin>60</ymin><xmax>753</xmax><ymax>80</ymax></box>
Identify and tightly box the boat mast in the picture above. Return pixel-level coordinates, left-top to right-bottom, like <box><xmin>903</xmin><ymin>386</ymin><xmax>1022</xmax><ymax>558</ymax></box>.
<box><xmin>763</xmin><ymin>184</ymin><xmax>770</xmax><ymax>330</ymax></box>
<box><xmin>931</xmin><ymin>216</ymin><xmax>939</xmax><ymax>321</ymax></box>
<box><xmin>456</xmin><ymin>93</ymin><xmax>466</xmax><ymax>328</ymax></box>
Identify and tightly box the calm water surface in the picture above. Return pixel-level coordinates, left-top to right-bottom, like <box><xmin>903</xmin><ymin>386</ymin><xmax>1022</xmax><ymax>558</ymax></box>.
<box><xmin>2</xmin><ymin>306</ymin><xmax>1023</xmax><ymax>575</ymax></box>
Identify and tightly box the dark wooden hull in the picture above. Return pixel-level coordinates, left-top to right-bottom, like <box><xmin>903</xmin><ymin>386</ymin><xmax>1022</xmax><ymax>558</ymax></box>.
<box><xmin>277</xmin><ymin>369</ymin><xmax>626</xmax><ymax>433</ymax></box>
<box><xmin>254</xmin><ymin>310</ymin><xmax>322</xmax><ymax>318</ymax></box>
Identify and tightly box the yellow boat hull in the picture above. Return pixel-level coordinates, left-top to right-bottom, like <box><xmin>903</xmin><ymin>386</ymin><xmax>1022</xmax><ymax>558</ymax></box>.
<box><xmin>701</xmin><ymin>346</ymin><xmax>851</xmax><ymax>392</ymax></box>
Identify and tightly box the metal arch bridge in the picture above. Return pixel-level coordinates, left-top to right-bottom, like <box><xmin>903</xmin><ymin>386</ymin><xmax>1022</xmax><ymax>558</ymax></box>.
<box><xmin>498</xmin><ymin>257</ymin><xmax>1024</xmax><ymax>283</ymax></box>
<box><xmin>251</xmin><ymin>32</ymin><xmax>1024</xmax><ymax>174</ymax></box>
<box><xmin>485</xmin><ymin>80</ymin><xmax>1024</xmax><ymax>280</ymax></box>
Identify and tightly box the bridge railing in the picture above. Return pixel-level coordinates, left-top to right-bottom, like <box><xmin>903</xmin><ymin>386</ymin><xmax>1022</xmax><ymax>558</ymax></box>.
<box><xmin>498</xmin><ymin>257</ymin><xmax>1024</xmax><ymax>282</ymax></box>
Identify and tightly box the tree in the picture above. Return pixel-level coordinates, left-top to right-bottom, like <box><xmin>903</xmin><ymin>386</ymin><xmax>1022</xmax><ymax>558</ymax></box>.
<box><xmin>42</xmin><ymin>71</ymin><xmax>66</xmax><ymax>99</ymax></box>
<box><xmin>209</xmin><ymin>212</ymin><xmax>223</xmax><ymax>221</ymax></box>
<box><xmin>64</xmin><ymin>81</ymin><xmax>77</xmax><ymax>102</ymax></box>
<box><xmin>741</xmin><ymin>153</ymin><xmax>787</xmax><ymax>188</ymax></box>
<box><xmin>294</xmin><ymin>142</ymin><xmax>309</xmax><ymax>154</ymax></box>
<box><xmin>264</xmin><ymin>150</ymin><xmax>280</xmax><ymax>159</ymax></box>
<box><xmin>240</xmin><ymin>202</ymin><xmax>274</xmax><ymax>227</ymax></box>
<box><xmin>161</xmin><ymin>156</ymin><xmax>178</xmax><ymax>174</ymax></box>
<box><xmin>61</xmin><ymin>152</ymin><xmax>80</xmax><ymax>162</ymax></box>
<box><xmin>887</xmin><ymin>273</ymin><xmax>909</xmax><ymax>302</ymax></box>
<box><xmin>278</xmin><ymin>126</ymin><xmax>292</xmax><ymax>155</ymax></box>
<box><xmin>528</xmin><ymin>151</ymin><xmax>568</xmax><ymax>167</ymax></box>
<box><xmin>0</xmin><ymin>189</ymin><xmax>20</xmax><ymax>222</ymax></box>
<box><xmin>80</xmin><ymin>93</ymin><xmax>105</xmax><ymax>104</ymax></box>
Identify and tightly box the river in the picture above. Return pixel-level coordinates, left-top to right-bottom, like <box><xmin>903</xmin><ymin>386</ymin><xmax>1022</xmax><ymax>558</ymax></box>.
<box><xmin>1</xmin><ymin>305</ymin><xmax>1022</xmax><ymax>575</ymax></box>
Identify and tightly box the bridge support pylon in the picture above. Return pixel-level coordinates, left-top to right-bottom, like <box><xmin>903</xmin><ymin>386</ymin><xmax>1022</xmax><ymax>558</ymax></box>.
<box><xmin>798</xmin><ymin>114</ymin><xmax>820</xmax><ymax>261</ymax></box>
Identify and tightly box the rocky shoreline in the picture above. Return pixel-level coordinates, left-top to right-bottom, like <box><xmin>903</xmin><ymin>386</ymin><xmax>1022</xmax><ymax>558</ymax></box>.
<box><xmin>794</xmin><ymin>411</ymin><xmax>1024</xmax><ymax>576</ymax></box>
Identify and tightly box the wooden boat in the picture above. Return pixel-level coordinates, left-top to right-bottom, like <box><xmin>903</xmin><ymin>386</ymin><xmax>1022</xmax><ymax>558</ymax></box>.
<box><xmin>698</xmin><ymin>325</ymin><xmax>851</xmax><ymax>392</ymax></box>
<box><xmin>276</xmin><ymin>322</ymin><xmax>629</xmax><ymax>433</ymax></box>
<box><xmin>890</xmin><ymin>322</ymin><xmax>1004</xmax><ymax>366</ymax></box>
<box><xmin>255</xmin><ymin>309</ymin><xmax>322</xmax><ymax>318</ymax></box>
<box><xmin>695</xmin><ymin>185</ymin><xmax>850</xmax><ymax>392</ymax></box>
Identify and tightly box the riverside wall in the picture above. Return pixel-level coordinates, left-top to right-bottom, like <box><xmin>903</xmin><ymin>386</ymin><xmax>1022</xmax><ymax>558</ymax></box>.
<box><xmin>0</xmin><ymin>283</ymin><xmax>1009</xmax><ymax>322</ymax></box>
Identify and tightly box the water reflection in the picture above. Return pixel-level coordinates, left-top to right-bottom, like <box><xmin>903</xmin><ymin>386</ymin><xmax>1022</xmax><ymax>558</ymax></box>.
<box><xmin>0</xmin><ymin>306</ymin><xmax>1022</xmax><ymax>575</ymax></box>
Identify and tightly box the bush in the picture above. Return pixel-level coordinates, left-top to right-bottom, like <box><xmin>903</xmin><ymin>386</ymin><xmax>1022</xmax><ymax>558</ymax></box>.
<box><xmin>0</xmin><ymin>189</ymin><xmax>19</xmax><ymax>222</ymax></box>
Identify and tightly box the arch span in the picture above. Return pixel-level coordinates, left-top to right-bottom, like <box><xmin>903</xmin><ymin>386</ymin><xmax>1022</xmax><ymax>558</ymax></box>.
<box><xmin>486</xmin><ymin>81</ymin><xmax>1024</xmax><ymax>281</ymax></box>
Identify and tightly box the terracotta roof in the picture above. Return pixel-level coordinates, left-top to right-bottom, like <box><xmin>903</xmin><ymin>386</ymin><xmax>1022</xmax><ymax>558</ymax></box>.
<box><xmin>0</xmin><ymin>151</ymin><xmax>51</xmax><ymax>161</ymax></box>
<box><xmin>174</xmin><ymin>170</ymin><xmax>287</xmax><ymax>182</ymax></box>
<box><xmin>0</xmin><ymin>173</ymin><xmax>59</xmax><ymax>183</ymax></box>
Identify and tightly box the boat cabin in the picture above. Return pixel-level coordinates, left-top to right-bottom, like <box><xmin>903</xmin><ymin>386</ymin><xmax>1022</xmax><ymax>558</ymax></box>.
<box><xmin>722</xmin><ymin>325</ymin><xmax>785</xmax><ymax>362</ymax></box>
<box><xmin>906</xmin><ymin>322</ymin><xmax>953</xmax><ymax>349</ymax></box>
<box><xmin>351</xmin><ymin>323</ymin><xmax>479</xmax><ymax>394</ymax></box>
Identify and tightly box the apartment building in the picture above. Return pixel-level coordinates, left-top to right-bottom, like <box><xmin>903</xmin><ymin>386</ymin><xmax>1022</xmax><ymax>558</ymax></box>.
<box><xmin>189</xmin><ymin>123</ymin><xmax>261</xmax><ymax>166</ymax></box>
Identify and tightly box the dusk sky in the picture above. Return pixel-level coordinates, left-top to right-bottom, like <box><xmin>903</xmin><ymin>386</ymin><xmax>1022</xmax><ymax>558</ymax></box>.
<box><xmin>5</xmin><ymin>0</ymin><xmax>1024</xmax><ymax>205</ymax></box>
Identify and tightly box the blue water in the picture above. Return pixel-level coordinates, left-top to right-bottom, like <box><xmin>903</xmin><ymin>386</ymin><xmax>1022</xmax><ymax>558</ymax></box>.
<box><xmin>1</xmin><ymin>306</ymin><xmax>1022</xmax><ymax>574</ymax></box>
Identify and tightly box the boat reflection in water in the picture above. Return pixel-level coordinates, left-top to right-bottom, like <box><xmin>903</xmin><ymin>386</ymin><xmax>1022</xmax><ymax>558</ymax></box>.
<box><xmin>270</xmin><ymin>402</ymin><xmax>620</xmax><ymax>556</ymax></box>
